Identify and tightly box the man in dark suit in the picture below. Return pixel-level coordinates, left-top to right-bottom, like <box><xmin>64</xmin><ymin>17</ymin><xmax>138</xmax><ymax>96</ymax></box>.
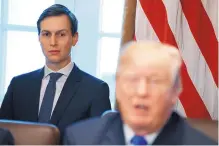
<box><xmin>0</xmin><ymin>128</ymin><xmax>14</xmax><ymax>145</ymax></box>
<box><xmin>0</xmin><ymin>4</ymin><xmax>111</xmax><ymax>140</ymax></box>
<box><xmin>64</xmin><ymin>41</ymin><xmax>217</xmax><ymax>145</ymax></box>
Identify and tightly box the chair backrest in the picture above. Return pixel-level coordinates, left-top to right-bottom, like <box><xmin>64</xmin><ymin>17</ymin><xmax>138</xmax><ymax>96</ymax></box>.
<box><xmin>0</xmin><ymin>120</ymin><xmax>60</xmax><ymax>145</ymax></box>
<box><xmin>186</xmin><ymin>118</ymin><xmax>218</xmax><ymax>142</ymax></box>
<box><xmin>101</xmin><ymin>110</ymin><xmax>118</xmax><ymax>117</ymax></box>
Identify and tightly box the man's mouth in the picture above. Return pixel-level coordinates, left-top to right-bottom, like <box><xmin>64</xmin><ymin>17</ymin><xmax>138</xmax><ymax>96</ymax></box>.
<box><xmin>135</xmin><ymin>104</ymin><xmax>147</xmax><ymax>110</ymax></box>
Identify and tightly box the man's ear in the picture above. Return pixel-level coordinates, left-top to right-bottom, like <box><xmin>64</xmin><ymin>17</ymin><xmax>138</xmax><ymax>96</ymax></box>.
<box><xmin>171</xmin><ymin>73</ymin><xmax>182</xmax><ymax>105</ymax></box>
<box><xmin>171</xmin><ymin>95</ymin><xmax>178</xmax><ymax>106</ymax></box>
<box><xmin>170</xmin><ymin>87</ymin><xmax>180</xmax><ymax>106</ymax></box>
<box><xmin>72</xmin><ymin>32</ymin><xmax>78</xmax><ymax>46</ymax></box>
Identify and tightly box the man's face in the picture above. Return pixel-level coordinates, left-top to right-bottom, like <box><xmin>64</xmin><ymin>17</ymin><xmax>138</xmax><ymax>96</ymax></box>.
<box><xmin>39</xmin><ymin>15</ymin><xmax>78</xmax><ymax>65</ymax></box>
<box><xmin>116</xmin><ymin>48</ymin><xmax>178</xmax><ymax>134</ymax></box>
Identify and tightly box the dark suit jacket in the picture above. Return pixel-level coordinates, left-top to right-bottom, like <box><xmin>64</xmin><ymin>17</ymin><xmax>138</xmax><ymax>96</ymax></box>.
<box><xmin>63</xmin><ymin>111</ymin><xmax>217</xmax><ymax>145</ymax></box>
<box><xmin>0</xmin><ymin>128</ymin><xmax>14</xmax><ymax>145</ymax></box>
<box><xmin>0</xmin><ymin>64</ymin><xmax>111</xmax><ymax>138</ymax></box>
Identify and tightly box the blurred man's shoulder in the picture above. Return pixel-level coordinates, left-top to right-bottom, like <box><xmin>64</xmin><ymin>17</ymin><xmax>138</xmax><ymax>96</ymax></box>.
<box><xmin>64</xmin><ymin>111</ymin><xmax>119</xmax><ymax>144</ymax></box>
<box><xmin>182</xmin><ymin>118</ymin><xmax>217</xmax><ymax>145</ymax></box>
<box><xmin>169</xmin><ymin>112</ymin><xmax>217</xmax><ymax>145</ymax></box>
<box><xmin>66</xmin><ymin>110</ymin><xmax>119</xmax><ymax>132</ymax></box>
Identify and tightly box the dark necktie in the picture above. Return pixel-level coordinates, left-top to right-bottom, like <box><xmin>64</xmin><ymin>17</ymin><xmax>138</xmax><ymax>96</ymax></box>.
<box><xmin>38</xmin><ymin>73</ymin><xmax>63</xmax><ymax>123</ymax></box>
<box><xmin>131</xmin><ymin>135</ymin><xmax>147</xmax><ymax>145</ymax></box>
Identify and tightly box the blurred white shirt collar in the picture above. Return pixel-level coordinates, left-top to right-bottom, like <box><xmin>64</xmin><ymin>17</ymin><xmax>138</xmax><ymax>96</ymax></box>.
<box><xmin>123</xmin><ymin>123</ymin><xmax>159</xmax><ymax>145</ymax></box>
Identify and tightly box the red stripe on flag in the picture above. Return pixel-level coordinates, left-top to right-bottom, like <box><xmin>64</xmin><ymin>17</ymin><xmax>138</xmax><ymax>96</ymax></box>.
<box><xmin>180</xmin><ymin>0</ymin><xmax>218</xmax><ymax>86</ymax></box>
<box><xmin>138</xmin><ymin>0</ymin><xmax>211</xmax><ymax>119</ymax></box>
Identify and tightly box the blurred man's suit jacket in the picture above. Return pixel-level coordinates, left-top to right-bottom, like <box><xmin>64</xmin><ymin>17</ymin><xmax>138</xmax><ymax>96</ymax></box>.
<box><xmin>64</xmin><ymin>111</ymin><xmax>217</xmax><ymax>145</ymax></box>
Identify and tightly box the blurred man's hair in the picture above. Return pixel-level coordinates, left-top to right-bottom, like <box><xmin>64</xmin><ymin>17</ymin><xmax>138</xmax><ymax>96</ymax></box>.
<box><xmin>114</xmin><ymin>41</ymin><xmax>183</xmax><ymax>109</ymax></box>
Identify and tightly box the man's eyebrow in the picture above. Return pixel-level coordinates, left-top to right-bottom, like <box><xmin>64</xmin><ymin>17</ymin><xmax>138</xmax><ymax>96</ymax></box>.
<box><xmin>41</xmin><ymin>29</ymin><xmax>68</xmax><ymax>33</ymax></box>
<box><xmin>41</xmin><ymin>30</ymin><xmax>50</xmax><ymax>33</ymax></box>
<box><xmin>56</xmin><ymin>29</ymin><xmax>69</xmax><ymax>34</ymax></box>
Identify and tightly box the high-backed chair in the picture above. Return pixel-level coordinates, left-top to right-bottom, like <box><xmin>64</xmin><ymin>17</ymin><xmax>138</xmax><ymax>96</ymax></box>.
<box><xmin>0</xmin><ymin>120</ymin><xmax>60</xmax><ymax>145</ymax></box>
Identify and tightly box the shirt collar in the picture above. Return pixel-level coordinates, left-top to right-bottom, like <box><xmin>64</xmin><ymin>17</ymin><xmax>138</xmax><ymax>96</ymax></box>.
<box><xmin>44</xmin><ymin>62</ymin><xmax>74</xmax><ymax>78</ymax></box>
<box><xmin>123</xmin><ymin>124</ymin><xmax>159</xmax><ymax>145</ymax></box>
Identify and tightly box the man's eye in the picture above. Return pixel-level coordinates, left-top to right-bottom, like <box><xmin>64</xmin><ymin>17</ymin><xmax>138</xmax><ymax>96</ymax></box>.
<box><xmin>149</xmin><ymin>78</ymin><xmax>163</xmax><ymax>84</ymax></box>
<box><xmin>59</xmin><ymin>33</ymin><xmax>66</xmax><ymax>37</ymax></box>
<box><xmin>42</xmin><ymin>33</ymin><xmax>50</xmax><ymax>36</ymax></box>
<box><xmin>126</xmin><ymin>77</ymin><xmax>139</xmax><ymax>84</ymax></box>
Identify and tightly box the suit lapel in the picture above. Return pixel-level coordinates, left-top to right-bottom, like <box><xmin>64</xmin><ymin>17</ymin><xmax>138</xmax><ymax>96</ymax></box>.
<box><xmin>50</xmin><ymin>65</ymin><xmax>82</xmax><ymax>125</ymax></box>
<box><xmin>100</xmin><ymin>113</ymin><xmax>126</xmax><ymax>145</ymax></box>
<box><xmin>30</xmin><ymin>68</ymin><xmax>44</xmax><ymax>121</ymax></box>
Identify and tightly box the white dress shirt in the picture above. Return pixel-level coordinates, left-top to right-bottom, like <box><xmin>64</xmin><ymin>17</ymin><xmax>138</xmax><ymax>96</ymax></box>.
<box><xmin>123</xmin><ymin>124</ymin><xmax>159</xmax><ymax>145</ymax></box>
<box><xmin>39</xmin><ymin>62</ymin><xmax>74</xmax><ymax>116</ymax></box>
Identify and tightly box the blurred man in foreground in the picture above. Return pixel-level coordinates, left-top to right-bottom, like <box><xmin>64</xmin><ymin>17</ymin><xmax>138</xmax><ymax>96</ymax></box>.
<box><xmin>63</xmin><ymin>41</ymin><xmax>217</xmax><ymax>145</ymax></box>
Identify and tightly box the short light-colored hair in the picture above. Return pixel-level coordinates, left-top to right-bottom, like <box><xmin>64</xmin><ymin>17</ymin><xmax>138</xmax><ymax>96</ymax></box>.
<box><xmin>116</xmin><ymin>40</ymin><xmax>183</xmax><ymax>94</ymax></box>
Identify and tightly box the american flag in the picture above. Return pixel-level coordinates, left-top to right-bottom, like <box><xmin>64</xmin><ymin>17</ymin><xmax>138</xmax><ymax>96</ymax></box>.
<box><xmin>134</xmin><ymin>0</ymin><xmax>218</xmax><ymax>120</ymax></box>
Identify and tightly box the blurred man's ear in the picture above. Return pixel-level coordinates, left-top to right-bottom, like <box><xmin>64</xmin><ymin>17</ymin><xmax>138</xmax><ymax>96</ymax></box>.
<box><xmin>170</xmin><ymin>82</ymin><xmax>181</xmax><ymax>106</ymax></box>
<box><xmin>171</xmin><ymin>93</ymin><xmax>178</xmax><ymax>106</ymax></box>
<box><xmin>72</xmin><ymin>32</ymin><xmax>78</xmax><ymax>46</ymax></box>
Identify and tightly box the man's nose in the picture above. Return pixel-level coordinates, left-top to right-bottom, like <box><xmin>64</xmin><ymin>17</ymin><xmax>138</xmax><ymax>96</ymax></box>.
<box><xmin>136</xmin><ymin>79</ymin><xmax>148</xmax><ymax>97</ymax></box>
<box><xmin>50</xmin><ymin>34</ymin><xmax>57</xmax><ymax>46</ymax></box>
